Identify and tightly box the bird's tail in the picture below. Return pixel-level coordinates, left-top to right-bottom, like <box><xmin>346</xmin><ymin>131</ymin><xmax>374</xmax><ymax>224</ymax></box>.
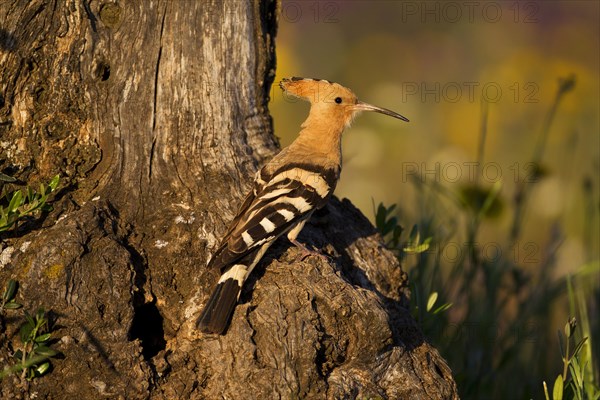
<box><xmin>197</xmin><ymin>264</ymin><xmax>248</xmax><ymax>334</ymax></box>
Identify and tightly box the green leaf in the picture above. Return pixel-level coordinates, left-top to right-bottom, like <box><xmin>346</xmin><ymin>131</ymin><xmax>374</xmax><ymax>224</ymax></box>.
<box><xmin>3</xmin><ymin>279</ymin><xmax>18</xmax><ymax>302</ymax></box>
<box><xmin>571</xmin><ymin>337</ymin><xmax>588</xmax><ymax>358</ymax></box>
<box><xmin>48</xmin><ymin>175</ymin><xmax>59</xmax><ymax>191</ymax></box>
<box><xmin>575</xmin><ymin>260</ymin><xmax>600</xmax><ymax>277</ymax></box>
<box><xmin>3</xmin><ymin>301</ymin><xmax>23</xmax><ymax>309</ymax></box>
<box><xmin>389</xmin><ymin>225</ymin><xmax>402</xmax><ymax>248</ymax></box>
<box><xmin>8</xmin><ymin>190</ymin><xmax>22</xmax><ymax>213</ymax></box>
<box><xmin>24</xmin><ymin>312</ymin><xmax>35</xmax><ymax>327</ymax></box>
<box><xmin>416</xmin><ymin>237</ymin><xmax>432</xmax><ymax>253</ymax></box>
<box><xmin>34</xmin><ymin>333</ymin><xmax>52</xmax><ymax>343</ymax></box>
<box><xmin>432</xmin><ymin>302</ymin><xmax>453</xmax><ymax>314</ymax></box>
<box><xmin>20</xmin><ymin>322</ymin><xmax>34</xmax><ymax>343</ymax></box>
<box><xmin>569</xmin><ymin>365</ymin><xmax>580</xmax><ymax>389</ymax></box>
<box><xmin>35</xmin><ymin>362</ymin><xmax>51</xmax><ymax>377</ymax></box>
<box><xmin>26</xmin><ymin>186</ymin><xmax>34</xmax><ymax>203</ymax></box>
<box><xmin>426</xmin><ymin>292</ymin><xmax>438</xmax><ymax>312</ymax></box>
<box><xmin>382</xmin><ymin>217</ymin><xmax>397</xmax><ymax>235</ymax></box>
<box><xmin>375</xmin><ymin>203</ymin><xmax>386</xmax><ymax>231</ymax></box>
<box><xmin>33</xmin><ymin>345</ymin><xmax>58</xmax><ymax>357</ymax></box>
<box><xmin>553</xmin><ymin>374</ymin><xmax>563</xmax><ymax>400</ymax></box>
<box><xmin>0</xmin><ymin>172</ymin><xmax>16</xmax><ymax>182</ymax></box>
<box><xmin>13</xmin><ymin>349</ymin><xmax>23</xmax><ymax>360</ymax></box>
<box><xmin>404</xmin><ymin>238</ymin><xmax>431</xmax><ymax>254</ymax></box>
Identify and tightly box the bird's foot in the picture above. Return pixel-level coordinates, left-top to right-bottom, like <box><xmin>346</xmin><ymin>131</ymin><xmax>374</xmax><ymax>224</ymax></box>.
<box><xmin>290</xmin><ymin>239</ymin><xmax>329</xmax><ymax>262</ymax></box>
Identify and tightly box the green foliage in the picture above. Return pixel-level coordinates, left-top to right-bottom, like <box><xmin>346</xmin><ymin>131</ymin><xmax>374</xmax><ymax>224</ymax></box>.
<box><xmin>426</xmin><ymin>291</ymin><xmax>452</xmax><ymax>315</ymax></box>
<box><xmin>374</xmin><ymin>202</ymin><xmax>403</xmax><ymax>249</ymax></box>
<box><xmin>0</xmin><ymin>281</ymin><xmax>60</xmax><ymax>382</ymax></box>
<box><xmin>544</xmin><ymin>315</ymin><xmax>599</xmax><ymax>400</ymax></box>
<box><xmin>0</xmin><ymin>173</ymin><xmax>17</xmax><ymax>183</ymax></box>
<box><xmin>553</xmin><ymin>268</ymin><xmax>600</xmax><ymax>400</ymax></box>
<box><xmin>374</xmin><ymin>76</ymin><xmax>598</xmax><ymax>399</ymax></box>
<box><xmin>0</xmin><ymin>174</ymin><xmax>60</xmax><ymax>232</ymax></box>
<box><xmin>403</xmin><ymin>225</ymin><xmax>433</xmax><ymax>256</ymax></box>
<box><xmin>373</xmin><ymin>201</ymin><xmax>432</xmax><ymax>259</ymax></box>
<box><xmin>0</xmin><ymin>279</ymin><xmax>22</xmax><ymax>312</ymax></box>
<box><xmin>0</xmin><ymin>176</ymin><xmax>62</xmax><ymax>383</ymax></box>
<box><xmin>374</xmin><ymin>201</ymin><xmax>451</xmax><ymax>330</ymax></box>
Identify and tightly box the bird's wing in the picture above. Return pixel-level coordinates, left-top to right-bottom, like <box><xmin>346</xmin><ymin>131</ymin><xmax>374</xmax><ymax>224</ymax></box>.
<box><xmin>208</xmin><ymin>164</ymin><xmax>337</xmax><ymax>270</ymax></box>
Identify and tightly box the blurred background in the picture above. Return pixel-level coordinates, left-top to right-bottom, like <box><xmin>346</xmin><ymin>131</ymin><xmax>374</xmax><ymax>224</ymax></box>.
<box><xmin>270</xmin><ymin>1</ymin><xmax>599</xmax><ymax>398</ymax></box>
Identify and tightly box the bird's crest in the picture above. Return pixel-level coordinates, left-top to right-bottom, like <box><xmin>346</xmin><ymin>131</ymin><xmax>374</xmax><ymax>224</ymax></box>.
<box><xmin>279</xmin><ymin>77</ymin><xmax>357</xmax><ymax>106</ymax></box>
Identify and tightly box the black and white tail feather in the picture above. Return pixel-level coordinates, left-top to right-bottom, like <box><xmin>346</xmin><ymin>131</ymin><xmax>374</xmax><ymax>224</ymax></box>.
<box><xmin>197</xmin><ymin>163</ymin><xmax>339</xmax><ymax>334</ymax></box>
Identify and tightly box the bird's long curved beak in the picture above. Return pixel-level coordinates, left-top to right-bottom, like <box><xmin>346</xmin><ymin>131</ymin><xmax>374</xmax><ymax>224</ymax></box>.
<box><xmin>354</xmin><ymin>101</ymin><xmax>409</xmax><ymax>122</ymax></box>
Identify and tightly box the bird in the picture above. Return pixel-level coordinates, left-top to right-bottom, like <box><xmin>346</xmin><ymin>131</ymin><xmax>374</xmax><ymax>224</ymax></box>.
<box><xmin>197</xmin><ymin>77</ymin><xmax>409</xmax><ymax>334</ymax></box>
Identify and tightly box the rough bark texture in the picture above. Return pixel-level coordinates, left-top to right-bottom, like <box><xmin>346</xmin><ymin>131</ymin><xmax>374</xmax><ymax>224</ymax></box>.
<box><xmin>0</xmin><ymin>1</ymin><xmax>458</xmax><ymax>399</ymax></box>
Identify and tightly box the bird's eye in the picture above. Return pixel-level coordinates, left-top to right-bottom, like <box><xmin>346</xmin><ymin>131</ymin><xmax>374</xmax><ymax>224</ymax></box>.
<box><xmin>334</xmin><ymin>97</ymin><xmax>342</xmax><ymax>104</ymax></box>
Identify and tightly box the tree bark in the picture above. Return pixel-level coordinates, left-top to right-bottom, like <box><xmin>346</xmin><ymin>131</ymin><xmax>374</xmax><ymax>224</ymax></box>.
<box><xmin>0</xmin><ymin>1</ymin><xmax>458</xmax><ymax>399</ymax></box>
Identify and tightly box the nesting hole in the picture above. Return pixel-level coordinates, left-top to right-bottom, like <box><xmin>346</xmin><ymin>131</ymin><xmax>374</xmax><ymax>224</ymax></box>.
<box><xmin>128</xmin><ymin>301</ymin><xmax>166</xmax><ymax>360</ymax></box>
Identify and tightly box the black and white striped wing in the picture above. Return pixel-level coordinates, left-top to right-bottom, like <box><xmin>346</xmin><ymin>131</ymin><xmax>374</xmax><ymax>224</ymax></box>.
<box><xmin>208</xmin><ymin>165</ymin><xmax>337</xmax><ymax>270</ymax></box>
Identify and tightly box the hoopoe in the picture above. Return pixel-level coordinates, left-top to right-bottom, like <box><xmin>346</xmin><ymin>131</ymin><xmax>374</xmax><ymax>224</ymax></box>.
<box><xmin>197</xmin><ymin>77</ymin><xmax>409</xmax><ymax>334</ymax></box>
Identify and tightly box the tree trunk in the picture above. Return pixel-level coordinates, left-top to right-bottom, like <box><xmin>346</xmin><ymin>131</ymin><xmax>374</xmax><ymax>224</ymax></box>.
<box><xmin>0</xmin><ymin>1</ymin><xmax>457</xmax><ymax>398</ymax></box>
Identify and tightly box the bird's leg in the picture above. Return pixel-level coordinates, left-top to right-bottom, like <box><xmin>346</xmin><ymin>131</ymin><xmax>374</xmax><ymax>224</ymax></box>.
<box><xmin>289</xmin><ymin>238</ymin><xmax>329</xmax><ymax>262</ymax></box>
<box><xmin>286</xmin><ymin>219</ymin><xmax>329</xmax><ymax>261</ymax></box>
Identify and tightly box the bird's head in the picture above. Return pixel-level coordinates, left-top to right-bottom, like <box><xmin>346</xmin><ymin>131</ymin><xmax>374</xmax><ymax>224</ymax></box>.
<box><xmin>279</xmin><ymin>77</ymin><xmax>408</xmax><ymax>129</ymax></box>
